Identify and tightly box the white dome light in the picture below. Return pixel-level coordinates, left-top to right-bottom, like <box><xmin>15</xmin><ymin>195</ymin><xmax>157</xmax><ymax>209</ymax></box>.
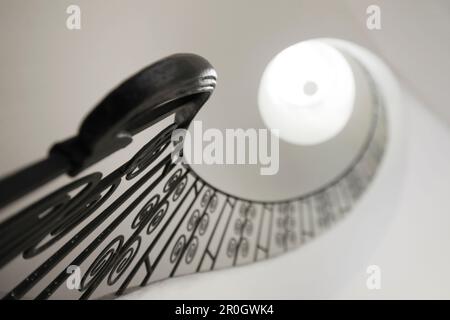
<box><xmin>258</xmin><ymin>40</ymin><xmax>356</xmax><ymax>145</ymax></box>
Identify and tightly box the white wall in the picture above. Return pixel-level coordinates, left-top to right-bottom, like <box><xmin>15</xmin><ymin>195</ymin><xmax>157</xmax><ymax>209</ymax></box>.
<box><xmin>0</xmin><ymin>0</ymin><xmax>449</xmax><ymax>299</ymax></box>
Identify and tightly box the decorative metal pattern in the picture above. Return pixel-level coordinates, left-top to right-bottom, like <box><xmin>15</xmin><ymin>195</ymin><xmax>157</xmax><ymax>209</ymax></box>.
<box><xmin>0</xmin><ymin>53</ymin><xmax>387</xmax><ymax>299</ymax></box>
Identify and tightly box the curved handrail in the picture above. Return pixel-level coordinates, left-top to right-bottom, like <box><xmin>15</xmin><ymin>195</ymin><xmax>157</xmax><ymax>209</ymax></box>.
<box><xmin>0</xmin><ymin>54</ymin><xmax>386</xmax><ymax>299</ymax></box>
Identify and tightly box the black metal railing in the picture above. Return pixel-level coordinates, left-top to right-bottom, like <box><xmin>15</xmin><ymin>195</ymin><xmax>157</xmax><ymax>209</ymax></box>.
<box><xmin>0</xmin><ymin>53</ymin><xmax>387</xmax><ymax>299</ymax></box>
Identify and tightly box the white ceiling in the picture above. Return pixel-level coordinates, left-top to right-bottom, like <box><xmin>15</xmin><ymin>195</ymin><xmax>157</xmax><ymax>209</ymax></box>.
<box><xmin>0</xmin><ymin>0</ymin><xmax>449</xmax><ymax>176</ymax></box>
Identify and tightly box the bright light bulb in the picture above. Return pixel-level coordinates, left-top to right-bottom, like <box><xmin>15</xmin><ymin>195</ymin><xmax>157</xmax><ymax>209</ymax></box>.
<box><xmin>258</xmin><ymin>40</ymin><xmax>355</xmax><ymax>145</ymax></box>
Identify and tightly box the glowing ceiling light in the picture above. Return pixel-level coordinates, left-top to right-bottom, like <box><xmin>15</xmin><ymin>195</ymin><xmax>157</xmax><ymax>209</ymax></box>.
<box><xmin>258</xmin><ymin>40</ymin><xmax>355</xmax><ymax>145</ymax></box>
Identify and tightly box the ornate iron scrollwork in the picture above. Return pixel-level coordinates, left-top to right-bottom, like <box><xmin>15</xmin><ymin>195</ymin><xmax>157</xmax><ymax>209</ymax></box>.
<box><xmin>0</xmin><ymin>53</ymin><xmax>387</xmax><ymax>299</ymax></box>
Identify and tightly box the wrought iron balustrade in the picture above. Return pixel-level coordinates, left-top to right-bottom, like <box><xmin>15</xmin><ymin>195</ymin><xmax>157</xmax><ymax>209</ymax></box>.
<box><xmin>0</xmin><ymin>53</ymin><xmax>386</xmax><ymax>299</ymax></box>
